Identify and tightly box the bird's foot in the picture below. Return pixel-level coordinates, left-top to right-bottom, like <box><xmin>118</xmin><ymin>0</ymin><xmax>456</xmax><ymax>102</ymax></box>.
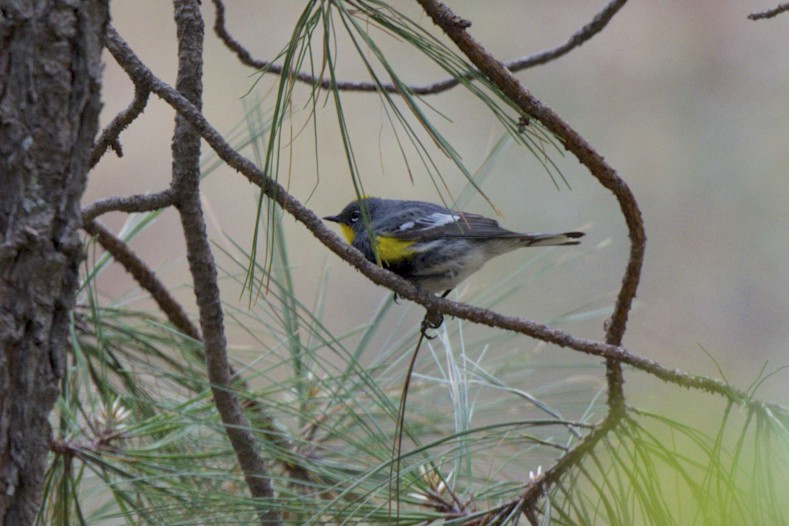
<box><xmin>420</xmin><ymin>310</ymin><xmax>444</xmax><ymax>340</ymax></box>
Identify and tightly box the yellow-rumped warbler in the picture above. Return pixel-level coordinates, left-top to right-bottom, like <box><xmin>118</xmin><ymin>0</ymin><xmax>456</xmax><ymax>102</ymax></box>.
<box><xmin>324</xmin><ymin>197</ymin><xmax>584</xmax><ymax>295</ymax></box>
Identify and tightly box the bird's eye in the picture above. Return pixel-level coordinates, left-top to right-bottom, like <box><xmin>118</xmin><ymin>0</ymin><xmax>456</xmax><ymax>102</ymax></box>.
<box><xmin>350</xmin><ymin>210</ymin><xmax>361</xmax><ymax>222</ymax></box>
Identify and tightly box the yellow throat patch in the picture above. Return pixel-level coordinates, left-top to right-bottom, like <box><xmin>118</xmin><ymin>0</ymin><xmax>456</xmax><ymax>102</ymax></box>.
<box><xmin>339</xmin><ymin>224</ymin><xmax>355</xmax><ymax>244</ymax></box>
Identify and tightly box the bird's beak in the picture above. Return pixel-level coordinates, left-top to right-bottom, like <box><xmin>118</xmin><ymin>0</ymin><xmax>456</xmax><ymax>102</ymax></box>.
<box><xmin>323</xmin><ymin>215</ymin><xmax>340</xmax><ymax>223</ymax></box>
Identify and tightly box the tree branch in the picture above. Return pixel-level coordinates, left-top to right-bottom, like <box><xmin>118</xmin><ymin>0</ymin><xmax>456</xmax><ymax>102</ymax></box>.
<box><xmin>211</xmin><ymin>0</ymin><xmax>629</xmax><ymax>95</ymax></box>
<box><xmin>481</xmin><ymin>0</ymin><xmax>630</xmax><ymax>71</ymax></box>
<box><xmin>414</xmin><ymin>0</ymin><xmax>645</xmax><ymax>348</ymax></box>
<box><xmin>81</xmin><ymin>189</ymin><xmax>174</xmax><ymax>223</ymax></box>
<box><xmin>516</xmin><ymin>413</ymin><xmax>620</xmax><ymax>520</ymax></box>
<box><xmin>748</xmin><ymin>2</ymin><xmax>789</xmax><ymax>20</ymax></box>
<box><xmin>169</xmin><ymin>3</ymin><xmax>279</xmax><ymax>522</ymax></box>
<box><xmin>409</xmin><ymin>1</ymin><xmax>643</xmax><ymax>518</ymax></box>
<box><xmin>89</xmin><ymin>86</ymin><xmax>150</xmax><ymax>168</ymax></box>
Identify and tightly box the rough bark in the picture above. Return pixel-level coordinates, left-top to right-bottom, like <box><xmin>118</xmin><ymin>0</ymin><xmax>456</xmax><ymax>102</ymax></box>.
<box><xmin>0</xmin><ymin>1</ymin><xmax>108</xmax><ymax>523</ymax></box>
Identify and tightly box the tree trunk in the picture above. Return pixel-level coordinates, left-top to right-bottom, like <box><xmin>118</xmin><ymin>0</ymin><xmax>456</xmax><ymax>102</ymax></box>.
<box><xmin>0</xmin><ymin>1</ymin><xmax>107</xmax><ymax>523</ymax></box>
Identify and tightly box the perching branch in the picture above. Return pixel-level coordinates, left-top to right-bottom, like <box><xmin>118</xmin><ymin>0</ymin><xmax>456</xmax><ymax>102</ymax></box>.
<box><xmin>412</xmin><ymin>0</ymin><xmax>637</xmax><ymax>495</ymax></box>
<box><xmin>211</xmin><ymin>0</ymin><xmax>629</xmax><ymax>95</ymax></box>
<box><xmin>413</xmin><ymin>0</ymin><xmax>645</xmax><ymax>350</ymax></box>
<box><xmin>407</xmin><ymin>1</ymin><xmax>641</xmax><ymax>518</ymax></box>
<box><xmin>412</xmin><ymin>0</ymin><xmax>643</xmax><ymax>424</ymax></box>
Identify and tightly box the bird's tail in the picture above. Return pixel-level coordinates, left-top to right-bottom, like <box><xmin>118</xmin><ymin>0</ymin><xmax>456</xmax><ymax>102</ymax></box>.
<box><xmin>523</xmin><ymin>231</ymin><xmax>585</xmax><ymax>247</ymax></box>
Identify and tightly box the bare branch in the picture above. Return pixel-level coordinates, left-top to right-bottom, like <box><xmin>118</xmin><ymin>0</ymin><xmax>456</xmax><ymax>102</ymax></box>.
<box><xmin>169</xmin><ymin>3</ymin><xmax>279</xmax><ymax>522</ymax></box>
<box><xmin>81</xmin><ymin>189</ymin><xmax>174</xmax><ymax>223</ymax></box>
<box><xmin>748</xmin><ymin>2</ymin><xmax>789</xmax><ymax>19</ymax></box>
<box><xmin>505</xmin><ymin>0</ymin><xmax>629</xmax><ymax>70</ymax></box>
<box><xmin>89</xmin><ymin>86</ymin><xmax>150</xmax><ymax>168</ymax></box>
<box><xmin>210</xmin><ymin>0</ymin><xmax>628</xmax><ymax>95</ymax></box>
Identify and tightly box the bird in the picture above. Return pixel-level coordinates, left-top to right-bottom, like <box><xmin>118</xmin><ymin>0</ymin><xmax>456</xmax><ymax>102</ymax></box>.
<box><xmin>324</xmin><ymin>197</ymin><xmax>584</xmax><ymax>296</ymax></box>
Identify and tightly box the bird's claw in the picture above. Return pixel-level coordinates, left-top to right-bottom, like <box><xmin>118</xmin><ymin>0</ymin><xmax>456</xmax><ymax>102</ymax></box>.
<box><xmin>420</xmin><ymin>310</ymin><xmax>444</xmax><ymax>339</ymax></box>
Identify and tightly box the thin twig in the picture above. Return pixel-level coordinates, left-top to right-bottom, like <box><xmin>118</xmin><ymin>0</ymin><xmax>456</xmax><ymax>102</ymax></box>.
<box><xmin>211</xmin><ymin>0</ymin><xmax>629</xmax><ymax>95</ymax></box>
<box><xmin>102</xmin><ymin>24</ymin><xmax>788</xmax><ymax>415</ymax></box>
<box><xmin>748</xmin><ymin>2</ymin><xmax>789</xmax><ymax>20</ymax></box>
<box><xmin>170</xmin><ymin>3</ymin><xmax>279</xmax><ymax>523</ymax></box>
<box><xmin>89</xmin><ymin>86</ymin><xmax>150</xmax><ymax>168</ymax></box>
<box><xmin>81</xmin><ymin>189</ymin><xmax>174</xmax><ymax>223</ymax></box>
<box><xmin>478</xmin><ymin>0</ymin><xmax>630</xmax><ymax>72</ymax></box>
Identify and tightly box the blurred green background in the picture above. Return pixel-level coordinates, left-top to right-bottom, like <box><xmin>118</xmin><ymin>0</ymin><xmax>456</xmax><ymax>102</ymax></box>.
<box><xmin>87</xmin><ymin>0</ymin><xmax>789</xmax><ymax>407</ymax></box>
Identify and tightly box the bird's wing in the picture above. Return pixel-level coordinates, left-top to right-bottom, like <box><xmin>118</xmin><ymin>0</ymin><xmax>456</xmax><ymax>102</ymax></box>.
<box><xmin>387</xmin><ymin>211</ymin><xmax>521</xmax><ymax>240</ymax></box>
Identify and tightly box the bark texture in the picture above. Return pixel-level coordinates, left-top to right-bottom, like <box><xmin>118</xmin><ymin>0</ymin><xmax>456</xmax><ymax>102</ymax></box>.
<box><xmin>0</xmin><ymin>1</ymin><xmax>108</xmax><ymax>523</ymax></box>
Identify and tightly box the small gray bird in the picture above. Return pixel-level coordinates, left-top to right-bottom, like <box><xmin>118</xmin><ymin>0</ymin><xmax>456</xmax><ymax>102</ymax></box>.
<box><xmin>324</xmin><ymin>197</ymin><xmax>584</xmax><ymax>294</ymax></box>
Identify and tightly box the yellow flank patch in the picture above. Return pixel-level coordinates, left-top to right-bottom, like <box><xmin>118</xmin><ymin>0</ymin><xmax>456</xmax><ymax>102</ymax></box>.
<box><xmin>376</xmin><ymin>235</ymin><xmax>415</xmax><ymax>263</ymax></box>
<box><xmin>339</xmin><ymin>225</ymin><xmax>414</xmax><ymax>264</ymax></box>
<box><xmin>339</xmin><ymin>224</ymin><xmax>355</xmax><ymax>244</ymax></box>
